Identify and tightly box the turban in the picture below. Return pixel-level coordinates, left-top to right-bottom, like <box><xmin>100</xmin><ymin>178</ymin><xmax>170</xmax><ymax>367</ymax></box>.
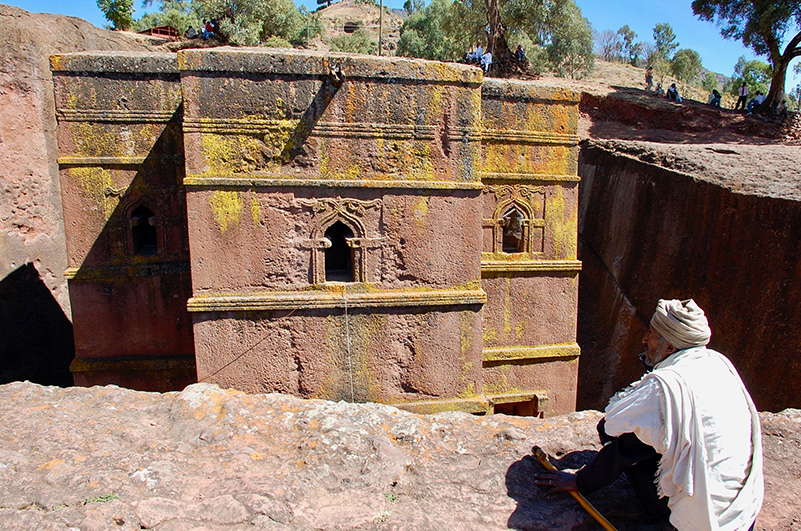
<box><xmin>650</xmin><ymin>299</ymin><xmax>711</xmax><ymax>350</ymax></box>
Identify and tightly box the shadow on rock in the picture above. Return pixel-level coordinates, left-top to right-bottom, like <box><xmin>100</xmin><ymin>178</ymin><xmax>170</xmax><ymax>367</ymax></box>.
<box><xmin>506</xmin><ymin>449</ymin><xmax>657</xmax><ymax>530</ymax></box>
<box><xmin>506</xmin><ymin>449</ymin><xmax>600</xmax><ymax>530</ymax></box>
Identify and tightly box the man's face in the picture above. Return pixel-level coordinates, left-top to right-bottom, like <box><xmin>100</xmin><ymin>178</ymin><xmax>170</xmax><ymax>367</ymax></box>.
<box><xmin>642</xmin><ymin>326</ymin><xmax>672</xmax><ymax>367</ymax></box>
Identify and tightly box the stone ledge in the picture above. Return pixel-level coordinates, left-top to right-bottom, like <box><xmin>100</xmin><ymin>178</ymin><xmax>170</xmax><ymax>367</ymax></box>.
<box><xmin>177</xmin><ymin>48</ymin><xmax>483</xmax><ymax>85</ymax></box>
<box><xmin>482</xmin><ymin>129</ymin><xmax>579</xmax><ymax>146</ymax></box>
<box><xmin>481</xmin><ymin>259</ymin><xmax>582</xmax><ymax>273</ymax></box>
<box><xmin>483</xmin><ymin>342</ymin><xmax>581</xmax><ymax>363</ymax></box>
<box><xmin>393</xmin><ymin>396</ymin><xmax>491</xmax><ymax>415</ymax></box>
<box><xmin>70</xmin><ymin>355</ymin><xmax>196</xmax><ymax>373</ymax></box>
<box><xmin>184</xmin><ymin>176</ymin><xmax>484</xmax><ymax>190</ymax></box>
<box><xmin>187</xmin><ymin>288</ymin><xmax>487</xmax><ymax>312</ymax></box>
<box><xmin>65</xmin><ymin>262</ymin><xmax>191</xmax><ymax>280</ymax></box>
<box><xmin>481</xmin><ymin>79</ymin><xmax>580</xmax><ymax>104</ymax></box>
<box><xmin>58</xmin><ymin>155</ymin><xmax>183</xmax><ymax>167</ymax></box>
<box><xmin>50</xmin><ymin>52</ymin><xmax>179</xmax><ymax>73</ymax></box>
<box><xmin>479</xmin><ymin>172</ymin><xmax>581</xmax><ymax>183</ymax></box>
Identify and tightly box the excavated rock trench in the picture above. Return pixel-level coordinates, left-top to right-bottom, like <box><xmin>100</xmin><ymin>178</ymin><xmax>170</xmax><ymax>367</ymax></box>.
<box><xmin>2</xmin><ymin>5</ymin><xmax>801</xmax><ymax>529</ymax></box>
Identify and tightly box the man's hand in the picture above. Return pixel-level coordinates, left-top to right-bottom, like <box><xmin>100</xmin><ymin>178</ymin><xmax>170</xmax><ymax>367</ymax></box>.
<box><xmin>534</xmin><ymin>469</ymin><xmax>579</xmax><ymax>494</ymax></box>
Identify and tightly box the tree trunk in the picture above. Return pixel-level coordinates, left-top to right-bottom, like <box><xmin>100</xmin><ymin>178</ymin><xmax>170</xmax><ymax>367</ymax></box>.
<box><xmin>763</xmin><ymin>60</ymin><xmax>788</xmax><ymax>112</ymax></box>
<box><xmin>483</xmin><ymin>0</ymin><xmax>521</xmax><ymax>76</ymax></box>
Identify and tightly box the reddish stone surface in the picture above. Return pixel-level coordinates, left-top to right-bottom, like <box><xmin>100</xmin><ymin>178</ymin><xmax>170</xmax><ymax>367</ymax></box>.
<box><xmin>52</xmin><ymin>54</ymin><xmax>195</xmax><ymax>390</ymax></box>
<box><xmin>578</xmin><ymin>141</ymin><xmax>801</xmax><ymax>412</ymax></box>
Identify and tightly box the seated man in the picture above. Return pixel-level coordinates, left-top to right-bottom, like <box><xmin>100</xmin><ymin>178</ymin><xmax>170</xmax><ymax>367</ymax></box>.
<box><xmin>708</xmin><ymin>89</ymin><xmax>721</xmax><ymax>108</ymax></box>
<box><xmin>747</xmin><ymin>91</ymin><xmax>766</xmax><ymax>114</ymax></box>
<box><xmin>666</xmin><ymin>83</ymin><xmax>682</xmax><ymax>103</ymax></box>
<box><xmin>536</xmin><ymin>299</ymin><xmax>763</xmax><ymax>531</ymax></box>
<box><xmin>480</xmin><ymin>50</ymin><xmax>493</xmax><ymax>73</ymax></box>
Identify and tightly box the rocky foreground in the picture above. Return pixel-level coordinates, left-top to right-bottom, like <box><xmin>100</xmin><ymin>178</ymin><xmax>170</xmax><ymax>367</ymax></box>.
<box><xmin>0</xmin><ymin>382</ymin><xmax>799</xmax><ymax>530</ymax></box>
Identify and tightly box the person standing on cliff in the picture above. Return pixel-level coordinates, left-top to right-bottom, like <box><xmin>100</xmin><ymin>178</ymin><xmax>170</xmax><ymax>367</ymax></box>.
<box><xmin>735</xmin><ymin>82</ymin><xmax>749</xmax><ymax>111</ymax></box>
<box><xmin>535</xmin><ymin>299</ymin><xmax>763</xmax><ymax>531</ymax></box>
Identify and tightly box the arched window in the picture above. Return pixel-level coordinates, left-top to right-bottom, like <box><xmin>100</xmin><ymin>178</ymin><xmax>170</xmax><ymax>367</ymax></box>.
<box><xmin>131</xmin><ymin>205</ymin><xmax>158</xmax><ymax>256</ymax></box>
<box><xmin>324</xmin><ymin>221</ymin><xmax>354</xmax><ymax>282</ymax></box>
<box><xmin>502</xmin><ymin>207</ymin><xmax>526</xmax><ymax>253</ymax></box>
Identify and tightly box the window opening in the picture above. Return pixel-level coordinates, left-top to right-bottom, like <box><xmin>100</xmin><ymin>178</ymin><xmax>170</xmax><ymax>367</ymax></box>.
<box><xmin>131</xmin><ymin>205</ymin><xmax>158</xmax><ymax>256</ymax></box>
<box><xmin>502</xmin><ymin>207</ymin><xmax>525</xmax><ymax>253</ymax></box>
<box><xmin>324</xmin><ymin>221</ymin><xmax>354</xmax><ymax>282</ymax></box>
<box><xmin>343</xmin><ymin>22</ymin><xmax>360</xmax><ymax>33</ymax></box>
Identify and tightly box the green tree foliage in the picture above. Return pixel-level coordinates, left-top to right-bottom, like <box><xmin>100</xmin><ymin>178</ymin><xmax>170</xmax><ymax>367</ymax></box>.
<box><xmin>193</xmin><ymin>0</ymin><xmax>306</xmax><ymax>45</ymax></box>
<box><xmin>397</xmin><ymin>0</ymin><xmax>593</xmax><ymax>77</ymax></box>
<box><xmin>330</xmin><ymin>29</ymin><xmax>377</xmax><ymax>54</ymax></box>
<box><xmin>671</xmin><ymin>48</ymin><xmax>702</xmax><ymax>85</ymax></box>
<box><xmin>617</xmin><ymin>25</ymin><xmax>638</xmax><ymax>65</ymax></box>
<box><xmin>97</xmin><ymin>0</ymin><xmax>134</xmax><ymax>30</ymax></box>
<box><xmin>702</xmin><ymin>71</ymin><xmax>719</xmax><ymax>91</ymax></box>
<box><xmin>723</xmin><ymin>56</ymin><xmax>772</xmax><ymax>97</ymax></box>
<box><xmin>397</xmin><ymin>0</ymin><xmax>464</xmax><ymax>61</ymax></box>
<box><xmin>649</xmin><ymin>51</ymin><xmax>671</xmax><ymax>83</ymax></box>
<box><xmin>403</xmin><ymin>0</ymin><xmax>425</xmax><ymax>15</ymax></box>
<box><xmin>134</xmin><ymin>0</ymin><xmax>198</xmax><ymax>33</ymax></box>
<box><xmin>544</xmin><ymin>2</ymin><xmax>594</xmax><ymax>78</ymax></box>
<box><xmin>653</xmin><ymin>22</ymin><xmax>679</xmax><ymax>60</ymax></box>
<box><xmin>692</xmin><ymin>0</ymin><xmax>801</xmax><ymax>108</ymax></box>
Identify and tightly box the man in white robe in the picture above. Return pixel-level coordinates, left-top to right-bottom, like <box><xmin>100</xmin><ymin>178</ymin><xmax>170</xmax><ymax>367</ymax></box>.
<box><xmin>536</xmin><ymin>299</ymin><xmax>763</xmax><ymax>530</ymax></box>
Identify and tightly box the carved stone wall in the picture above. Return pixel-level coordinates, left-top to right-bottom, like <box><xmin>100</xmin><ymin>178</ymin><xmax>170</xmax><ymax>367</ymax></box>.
<box><xmin>52</xmin><ymin>49</ymin><xmax>581</xmax><ymax>415</ymax></box>
<box><xmin>52</xmin><ymin>53</ymin><xmax>195</xmax><ymax>390</ymax></box>
<box><xmin>478</xmin><ymin>81</ymin><xmax>581</xmax><ymax>416</ymax></box>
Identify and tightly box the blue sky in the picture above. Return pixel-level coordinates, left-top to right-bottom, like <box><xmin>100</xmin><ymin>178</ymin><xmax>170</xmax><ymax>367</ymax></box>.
<box><xmin>7</xmin><ymin>0</ymin><xmax>800</xmax><ymax>88</ymax></box>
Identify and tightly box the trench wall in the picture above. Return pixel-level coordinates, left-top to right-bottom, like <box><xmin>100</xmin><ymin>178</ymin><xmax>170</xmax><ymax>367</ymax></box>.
<box><xmin>578</xmin><ymin>140</ymin><xmax>801</xmax><ymax>412</ymax></box>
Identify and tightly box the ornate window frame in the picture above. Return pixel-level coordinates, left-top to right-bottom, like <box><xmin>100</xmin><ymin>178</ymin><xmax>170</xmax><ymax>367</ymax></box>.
<box><xmin>297</xmin><ymin>197</ymin><xmax>382</xmax><ymax>284</ymax></box>
<box><xmin>484</xmin><ymin>185</ymin><xmax>545</xmax><ymax>256</ymax></box>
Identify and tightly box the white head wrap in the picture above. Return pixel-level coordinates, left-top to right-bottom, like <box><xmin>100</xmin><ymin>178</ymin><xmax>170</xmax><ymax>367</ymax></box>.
<box><xmin>650</xmin><ymin>299</ymin><xmax>711</xmax><ymax>350</ymax></box>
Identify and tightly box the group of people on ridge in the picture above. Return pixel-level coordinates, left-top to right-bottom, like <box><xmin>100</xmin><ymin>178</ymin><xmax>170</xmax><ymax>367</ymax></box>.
<box><xmin>185</xmin><ymin>18</ymin><xmax>218</xmax><ymax>41</ymax></box>
<box><xmin>646</xmin><ymin>68</ymin><xmax>789</xmax><ymax>120</ymax></box>
<box><xmin>463</xmin><ymin>45</ymin><xmax>493</xmax><ymax>73</ymax></box>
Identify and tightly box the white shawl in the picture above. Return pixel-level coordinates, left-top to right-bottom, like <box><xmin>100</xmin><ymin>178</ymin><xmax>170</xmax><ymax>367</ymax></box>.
<box><xmin>604</xmin><ymin>347</ymin><xmax>763</xmax><ymax>531</ymax></box>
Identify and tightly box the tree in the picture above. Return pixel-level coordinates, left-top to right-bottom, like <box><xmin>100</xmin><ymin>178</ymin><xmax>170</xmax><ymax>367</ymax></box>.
<box><xmin>193</xmin><ymin>0</ymin><xmax>306</xmax><ymax>45</ymax></box>
<box><xmin>595</xmin><ymin>29</ymin><xmax>621</xmax><ymax>61</ymax></box>
<box><xmin>724</xmin><ymin>56</ymin><xmax>772</xmax><ymax>97</ymax></box>
<box><xmin>330</xmin><ymin>29</ymin><xmax>377</xmax><ymax>54</ymax></box>
<box><xmin>97</xmin><ymin>0</ymin><xmax>134</xmax><ymax>30</ymax></box>
<box><xmin>617</xmin><ymin>25</ymin><xmax>637</xmax><ymax>65</ymax></box>
<box><xmin>403</xmin><ymin>0</ymin><xmax>425</xmax><ymax>15</ymax></box>
<box><xmin>397</xmin><ymin>0</ymin><xmax>465</xmax><ymax>61</ymax></box>
<box><xmin>134</xmin><ymin>0</ymin><xmax>198</xmax><ymax>33</ymax></box>
<box><xmin>545</xmin><ymin>3</ymin><xmax>594</xmax><ymax>78</ymax></box>
<box><xmin>653</xmin><ymin>22</ymin><xmax>679</xmax><ymax>60</ymax></box>
<box><xmin>496</xmin><ymin>0</ymin><xmax>595</xmax><ymax>76</ymax></box>
<box><xmin>702</xmin><ymin>71</ymin><xmax>719</xmax><ymax>92</ymax></box>
<box><xmin>671</xmin><ymin>48</ymin><xmax>703</xmax><ymax>86</ymax></box>
<box><xmin>692</xmin><ymin>0</ymin><xmax>801</xmax><ymax>110</ymax></box>
<box><xmin>397</xmin><ymin>0</ymin><xmax>594</xmax><ymax>78</ymax></box>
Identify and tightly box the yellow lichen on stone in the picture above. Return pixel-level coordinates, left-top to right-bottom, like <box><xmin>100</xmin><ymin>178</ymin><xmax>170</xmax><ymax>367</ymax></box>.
<box><xmin>68</xmin><ymin>167</ymin><xmax>118</xmax><ymax>219</ymax></box>
<box><xmin>546</xmin><ymin>186</ymin><xmax>578</xmax><ymax>259</ymax></box>
<box><xmin>412</xmin><ymin>195</ymin><xmax>429</xmax><ymax>229</ymax></box>
<box><xmin>209</xmin><ymin>190</ymin><xmax>243</xmax><ymax>234</ymax></box>
<box><xmin>74</xmin><ymin>123</ymin><xmax>125</xmax><ymax>158</ymax></box>
<box><xmin>483</xmin><ymin>327</ymin><xmax>498</xmax><ymax>343</ymax></box>
<box><xmin>502</xmin><ymin>275</ymin><xmax>513</xmax><ymax>334</ymax></box>
<box><xmin>250</xmin><ymin>194</ymin><xmax>261</xmax><ymax>226</ymax></box>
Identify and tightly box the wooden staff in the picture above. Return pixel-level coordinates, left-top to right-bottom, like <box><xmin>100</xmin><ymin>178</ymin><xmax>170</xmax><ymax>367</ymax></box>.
<box><xmin>532</xmin><ymin>446</ymin><xmax>617</xmax><ymax>531</ymax></box>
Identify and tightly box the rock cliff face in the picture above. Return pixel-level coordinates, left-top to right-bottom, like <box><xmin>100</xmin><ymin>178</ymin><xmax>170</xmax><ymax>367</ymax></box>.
<box><xmin>577</xmin><ymin>140</ymin><xmax>801</xmax><ymax>413</ymax></box>
<box><xmin>0</xmin><ymin>5</ymin><xmax>154</xmax><ymax>385</ymax></box>
<box><xmin>0</xmin><ymin>381</ymin><xmax>799</xmax><ymax>530</ymax></box>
